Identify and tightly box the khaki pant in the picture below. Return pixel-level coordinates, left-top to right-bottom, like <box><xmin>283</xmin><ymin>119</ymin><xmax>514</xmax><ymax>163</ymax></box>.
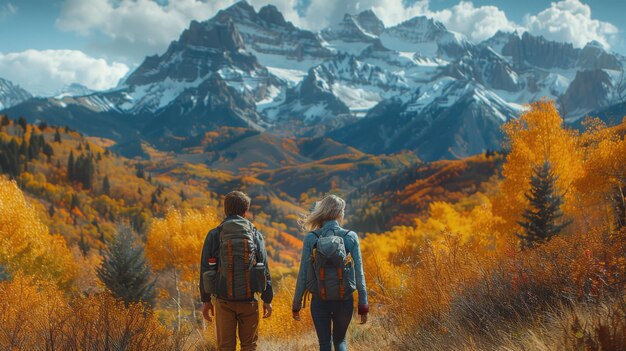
<box><xmin>215</xmin><ymin>298</ymin><xmax>259</xmax><ymax>351</ymax></box>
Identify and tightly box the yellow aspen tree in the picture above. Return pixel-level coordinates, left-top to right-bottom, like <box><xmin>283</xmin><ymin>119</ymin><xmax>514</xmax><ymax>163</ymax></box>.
<box><xmin>145</xmin><ymin>207</ymin><xmax>219</xmax><ymax>330</ymax></box>
<box><xmin>576</xmin><ymin>119</ymin><xmax>626</xmax><ymax>230</ymax></box>
<box><xmin>494</xmin><ymin>101</ymin><xmax>584</xmax><ymax>238</ymax></box>
<box><xmin>0</xmin><ymin>177</ymin><xmax>76</xmax><ymax>288</ymax></box>
<box><xmin>414</xmin><ymin>195</ymin><xmax>503</xmax><ymax>249</ymax></box>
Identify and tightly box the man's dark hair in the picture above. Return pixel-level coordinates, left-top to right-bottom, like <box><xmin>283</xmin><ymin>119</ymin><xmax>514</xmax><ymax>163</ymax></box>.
<box><xmin>224</xmin><ymin>191</ymin><xmax>251</xmax><ymax>216</ymax></box>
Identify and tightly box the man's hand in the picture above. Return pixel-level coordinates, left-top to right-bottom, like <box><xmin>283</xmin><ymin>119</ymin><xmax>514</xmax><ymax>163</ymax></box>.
<box><xmin>202</xmin><ymin>301</ymin><xmax>214</xmax><ymax>322</ymax></box>
<box><xmin>263</xmin><ymin>303</ymin><xmax>273</xmax><ymax>318</ymax></box>
<box><xmin>292</xmin><ymin>310</ymin><xmax>301</xmax><ymax>321</ymax></box>
<box><xmin>360</xmin><ymin>313</ymin><xmax>368</xmax><ymax>324</ymax></box>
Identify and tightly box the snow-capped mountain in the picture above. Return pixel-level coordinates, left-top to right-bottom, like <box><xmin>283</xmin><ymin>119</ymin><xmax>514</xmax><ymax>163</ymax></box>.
<box><xmin>486</xmin><ymin>32</ymin><xmax>626</xmax><ymax>120</ymax></box>
<box><xmin>1</xmin><ymin>14</ymin><xmax>273</xmax><ymax>143</ymax></box>
<box><xmin>116</xmin><ymin>15</ymin><xmax>278</xmax><ymax>136</ymax></box>
<box><xmin>0</xmin><ymin>78</ymin><xmax>32</xmax><ymax>110</ymax></box>
<box><xmin>330</xmin><ymin>78</ymin><xmax>523</xmax><ymax>160</ymax></box>
<box><xmin>54</xmin><ymin>83</ymin><xmax>94</xmax><ymax>99</ymax></box>
<box><xmin>321</xmin><ymin>10</ymin><xmax>384</xmax><ymax>56</ymax></box>
<box><xmin>211</xmin><ymin>1</ymin><xmax>332</xmax><ymax>78</ymax></box>
<box><xmin>3</xmin><ymin>1</ymin><xmax>625</xmax><ymax>161</ymax></box>
<box><xmin>380</xmin><ymin>16</ymin><xmax>472</xmax><ymax>60</ymax></box>
<box><xmin>264</xmin><ymin>53</ymin><xmax>411</xmax><ymax>134</ymax></box>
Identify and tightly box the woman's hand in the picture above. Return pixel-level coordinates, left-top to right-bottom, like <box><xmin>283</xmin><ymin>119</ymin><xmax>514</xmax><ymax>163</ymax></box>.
<box><xmin>292</xmin><ymin>310</ymin><xmax>301</xmax><ymax>321</ymax></box>
<box><xmin>358</xmin><ymin>304</ymin><xmax>369</xmax><ymax>324</ymax></box>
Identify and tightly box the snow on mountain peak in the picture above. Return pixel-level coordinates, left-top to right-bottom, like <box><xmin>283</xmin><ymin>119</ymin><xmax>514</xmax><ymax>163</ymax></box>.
<box><xmin>380</xmin><ymin>16</ymin><xmax>471</xmax><ymax>59</ymax></box>
<box><xmin>53</xmin><ymin>83</ymin><xmax>94</xmax><ymax>99</ymax></box>
<box><xmin>322</xmin><ymin>11</ymin><xmax>383</xmax><ymax>43</ymax></box>
<box><xmin>0</xmin><ymin>78</ymin><xmax>32</xmax><ymax>110</ymax></box>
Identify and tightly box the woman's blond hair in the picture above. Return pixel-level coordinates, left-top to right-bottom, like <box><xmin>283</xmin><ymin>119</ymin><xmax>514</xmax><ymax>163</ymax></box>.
<box><xmin>300</xmin><ymin>194</ymin><xmax>346</xmax><ymax>232</ymax></box>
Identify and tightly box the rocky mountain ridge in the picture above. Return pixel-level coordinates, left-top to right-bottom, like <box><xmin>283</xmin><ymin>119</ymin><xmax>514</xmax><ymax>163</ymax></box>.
<box><xmin>0</xmin><ymin>78</ymin><xmax>32</xmax><ymax>110</ymax></box>
<box><xmin>2</xmin><ymin>1</ymin><xmax>625</xmax><ymax>161</ymax></box>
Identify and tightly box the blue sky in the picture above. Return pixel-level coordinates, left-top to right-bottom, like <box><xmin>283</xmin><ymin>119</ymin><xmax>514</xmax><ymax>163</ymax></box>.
<box><xmin>1</xmin><ymin>0</ymin><xmax>625</xmax><ymax>95</ymax></box>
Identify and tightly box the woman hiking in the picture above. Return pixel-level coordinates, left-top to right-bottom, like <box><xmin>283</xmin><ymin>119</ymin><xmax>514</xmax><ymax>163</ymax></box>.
<box><xmin>292</xmin><ymin>195</ymin><xmax>369</xmax><ymax>351</ymax></box>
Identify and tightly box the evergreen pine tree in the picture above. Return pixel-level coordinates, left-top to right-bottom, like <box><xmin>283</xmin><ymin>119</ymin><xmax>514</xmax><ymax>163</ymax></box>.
<box><xmin>27</xmin><ymin>133</ymin><xmax>40</xmax><ymax>160</ymax></box>
<box><xmin>54</xmin><ymin>128</ymin><xmax>62</xmax><ymax>143</ymax></box>
<box><xmin>0</xmin><ymin>140</ymin><xmax>20</xmax><ymax>177</ymax></box>
<box><xmin>42</xmin><ymin>142</ymin><xmax>54</xmax><ymax>162</ymax></box>
<box><xmin>0</xmin><ymin>115</ymin><xmax>9</xmax><ymax>127</ymax></box>
<box><xmin>74</xmin><ymin>153</ymin><xmax>96</xmax><ymax>189</ymax></box>
<box><xmin>0</xmin><ymin>265</ymin><xmax>9</xmax><ymax>282</ymax></box>
<box><xmin>96</xmin><ymin>225</ymin><xmax>156</xmax><ymax>306</ymax></box>
<box><xmin>517</xmin><ymin>162</ymin><xmax>571</xmax><ymax>248</ymax></box>
<box><xmin>70</xmin><ymin>193</ymin><xmax>80</xmax><ymax>210</ymax></box>
<box><xmin>102</xmin><ymin>175</ymin><xmax>111</xmax><ymax>196</ymax></box>
<box><xmin>135</xmin><ymin>164</ymin><xmax>145</xmax><ymax>179</ymax></box>
<box><xmin>612</xmin><ymin>185</ymin><xmax>626</xmax><ymax>229</ymax></box>
<box><xmin>78</xmin><ymin>232</ymin><xmax>90</xmax><ymax>256</ymax></box>
<box><xmin>19</xmin><ymin>139</ymin><xmax>28</xmax><ymax>158</ymax></box>
<box><xmin>17</xmin><ymin>117</ymin><xmax>27</xmax><ymax>131</ymax></box>
<box><xmin>67</xmin><ymin>151</ymin><xmax>75</xmax><ymax>181</ymax></box>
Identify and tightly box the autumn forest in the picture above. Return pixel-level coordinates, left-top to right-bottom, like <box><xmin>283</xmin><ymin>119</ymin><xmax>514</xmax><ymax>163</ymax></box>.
<box><xmin>0</xmin><ymin>100</ymin><xmax>625</xmax><ymax>350</ymax></box>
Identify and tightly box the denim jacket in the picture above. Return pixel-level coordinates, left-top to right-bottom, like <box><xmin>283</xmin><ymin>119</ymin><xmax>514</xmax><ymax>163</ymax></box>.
<box><xmin>292</xmin><ymin>220</ymin><xmax>369</xmax><ymax>313</ymax></box>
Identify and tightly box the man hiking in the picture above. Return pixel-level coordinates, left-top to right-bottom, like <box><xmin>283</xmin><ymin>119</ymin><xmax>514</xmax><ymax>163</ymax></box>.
<box><xmin>200</xmin><ymin>191</ymin><xmax>273</xmax><ymax>351</ymax></box>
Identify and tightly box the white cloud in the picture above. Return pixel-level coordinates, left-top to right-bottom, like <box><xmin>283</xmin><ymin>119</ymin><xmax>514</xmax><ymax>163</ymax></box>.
<box><xmin>523</xmin><ymin>0</ymin><xmax>619</xmax><ymax>48</ymax></box>
<box><xmin>431</xmin><ymin>1</ymin><xmax>520</xmax><ymax>42</ymax></box>
<box><xmin>56</xmin><ymin>0</ymin><xmax>303</xmax><ymax>62</ymax></box>
<box><xmin>0</xmin><ymin>50</ymin><xmax>129</xmax><ymax>96</ymax></box>
<box><xmin>54</xmin><ymin>0</ymin><xmax>623</xmax><ymax>65</ymax></box>
<box><xmin>56</xmin><ymin>0</ymin><xmax>233</xmax><ymax>62</ymax></box>
<box><xmin>302</xmin><ymin>0</ymin><xmax>428</xmax><ymax>30</ymax></box>
<box><xmin>0</xmin><ymin>2</ymin><xmax>17</xmax><ymax>21</ymax></box>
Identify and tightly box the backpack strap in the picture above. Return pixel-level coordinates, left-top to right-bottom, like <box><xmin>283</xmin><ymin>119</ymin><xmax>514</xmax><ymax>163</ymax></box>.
<box><xmin>302</xmin><ymin>289</ymin><xmax>312</xmax><ymax>308</ymax></box>
<box><xmin>253</xmin><ymin>228</ymin><xmax>263</xmax><ymax>264</ymax></box>
<box><xmin>243</xmin><ymin>237</ymin><xmax>252</xmax><ymax>299</ymax></box>
<box><xmin>311</xmin><ymin>229</ymin><xmax>321</xmax><ymax>239</ymax></box>
<box><xmin>311</xmin><ymin>229</ymin><xmax>321</xmax><ymax>251</ymax></box>
<box><xmin>314</xmin><ymin>227</ymin><xmax>338</xmax><ymax>302</ymax></box>
<box><xmin>227</xmin><ymin>239</ymin><xmax>234</xmax><ymax>299</ymax></box>
<box><xmin>337</xmin><ymin>230</ymin><xmax>351</xmax><ymax>300</ymax></box>
<box><xmin>244</xmin><ymin>223</ymin><xmax>260</xmax><ymax>299</ymax></box>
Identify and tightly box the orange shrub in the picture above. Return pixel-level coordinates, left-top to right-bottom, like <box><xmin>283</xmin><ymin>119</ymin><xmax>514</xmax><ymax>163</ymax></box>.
<box><xmin>0</xmin><ymin>275</ymin><xmax>176</xmax><ymax>350</ymax></box>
